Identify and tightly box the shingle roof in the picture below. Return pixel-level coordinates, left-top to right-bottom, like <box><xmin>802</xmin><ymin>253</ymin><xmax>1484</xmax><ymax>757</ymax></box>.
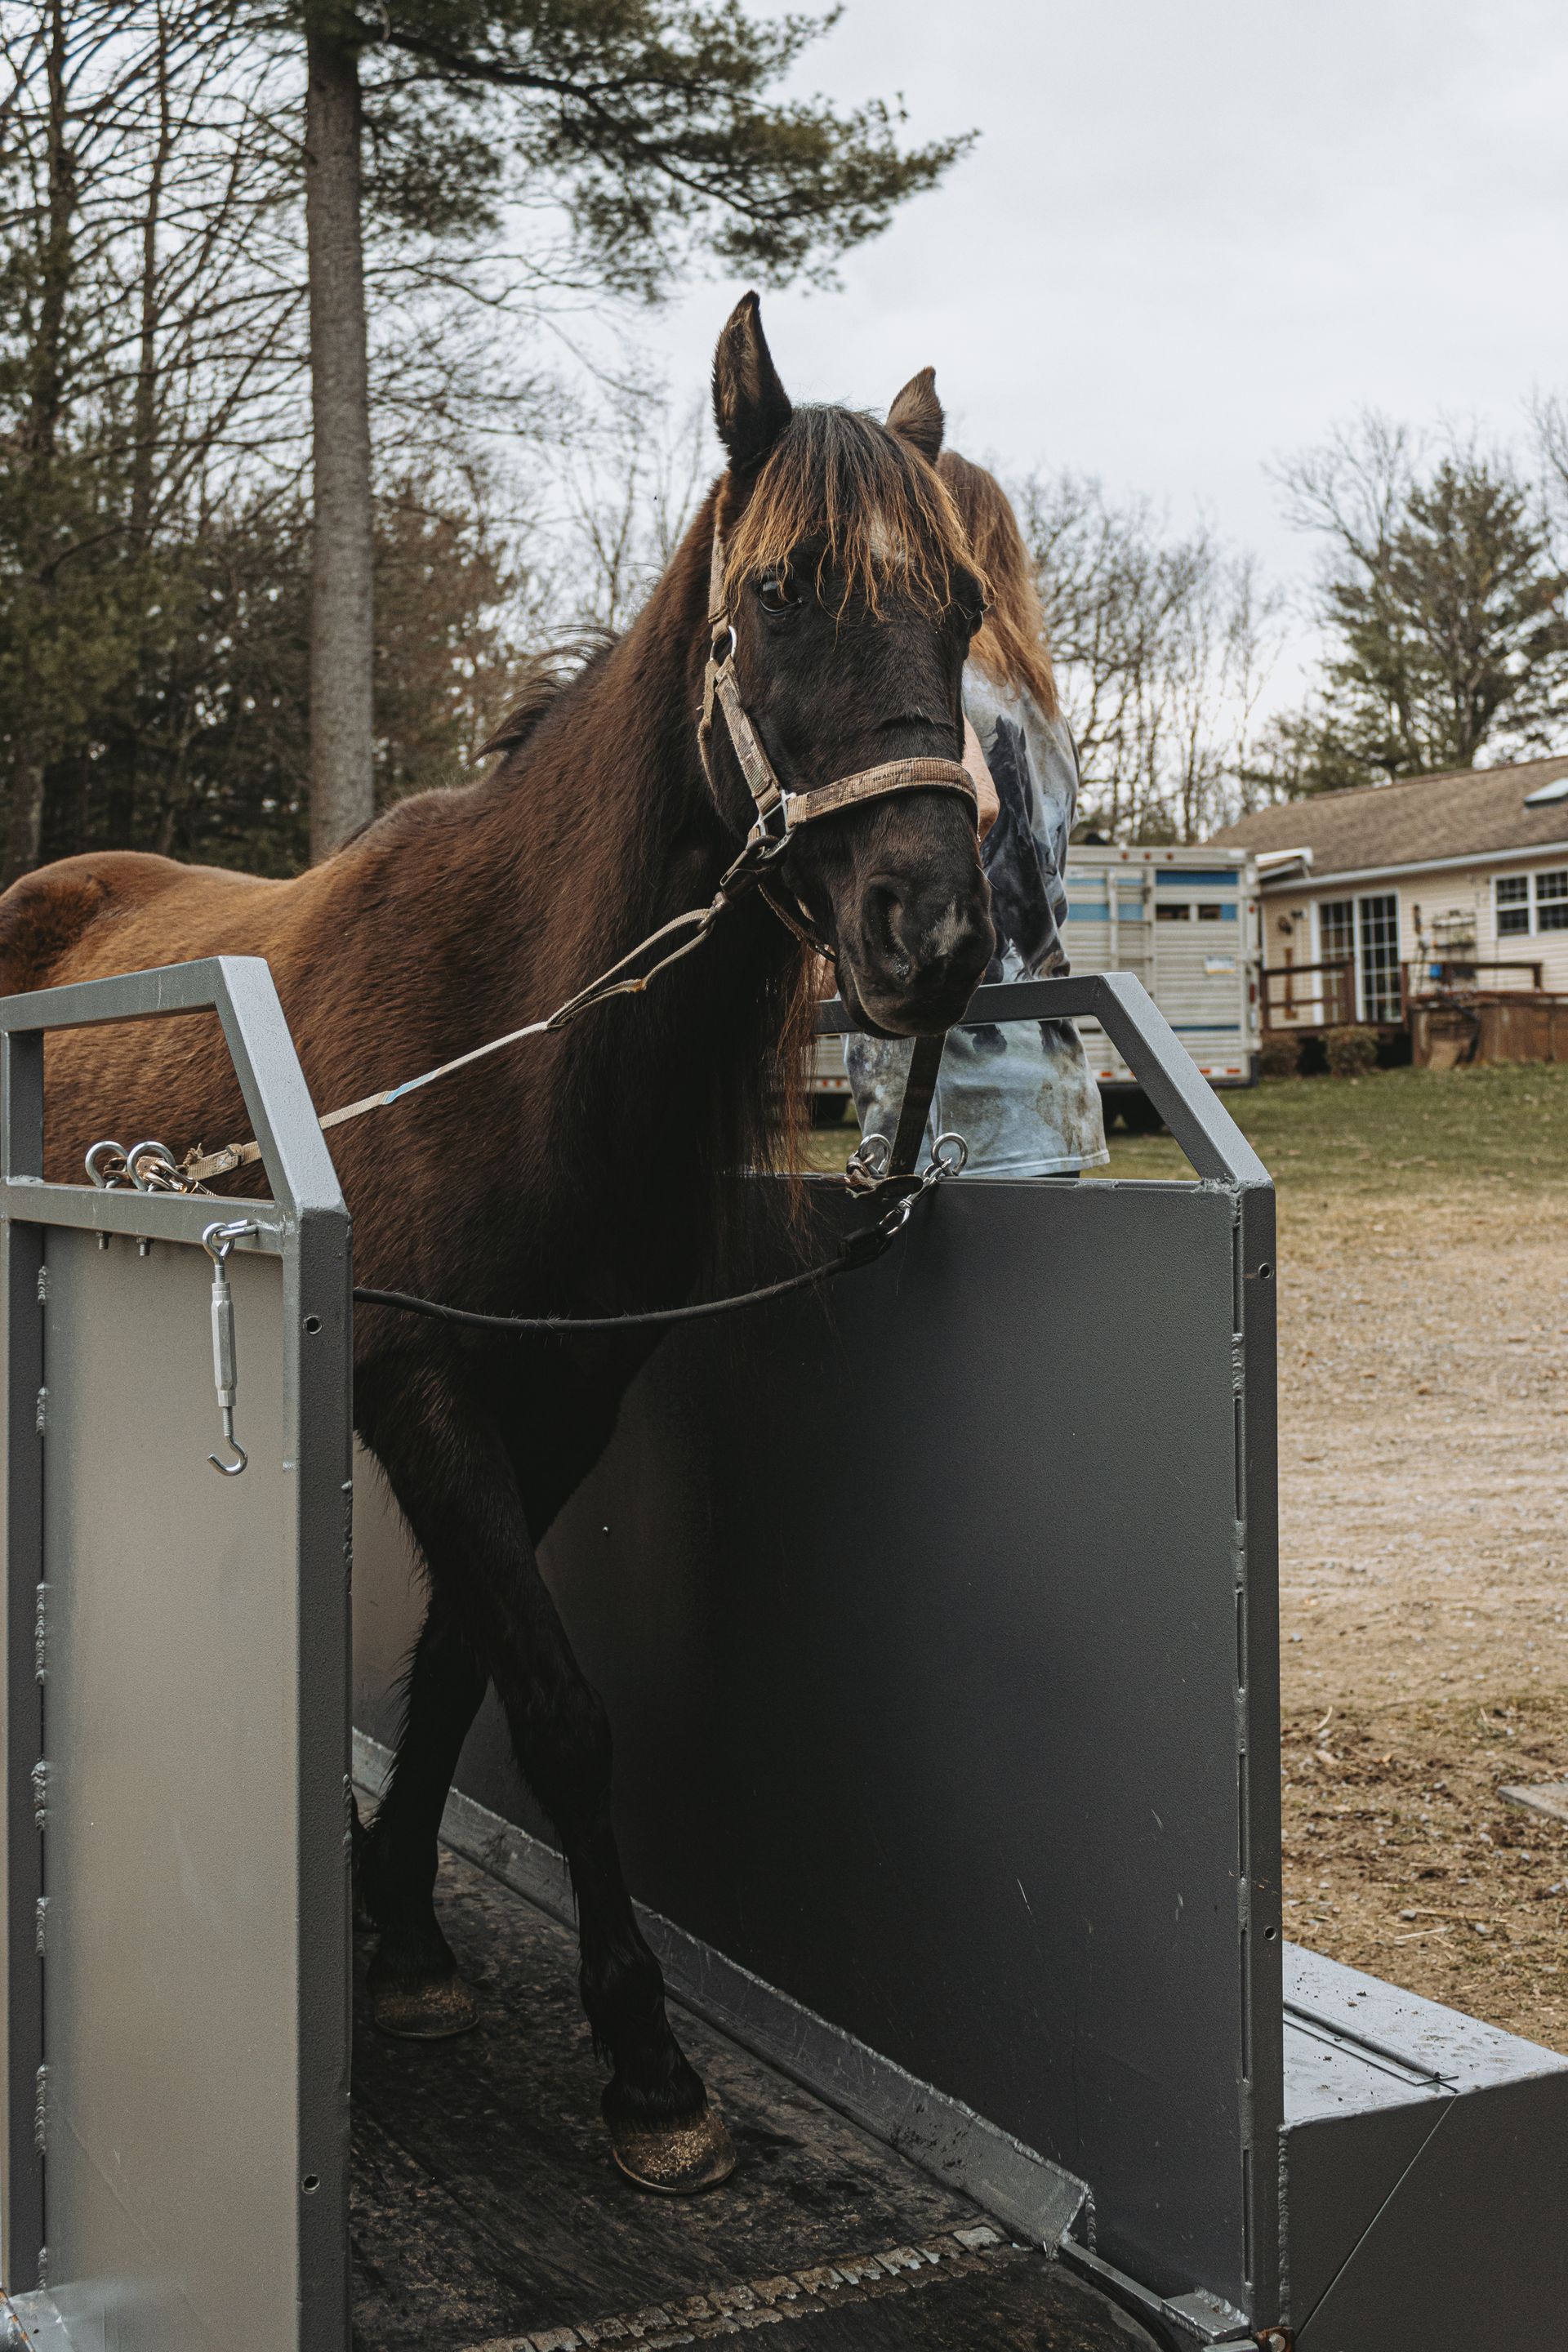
<box><xmin>1209</xmin><ymin>753</ymin><xmax>1568</xmax><ymax>881</ymax></box>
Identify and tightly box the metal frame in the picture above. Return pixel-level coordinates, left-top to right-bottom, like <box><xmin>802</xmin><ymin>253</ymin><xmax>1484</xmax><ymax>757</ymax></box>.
<box><xmin>817</xmin><ymin>973</ymin><xmax>1272</xmax><ymax>1185</ymax></box>
<box><xmin>1</xmin><ymin>959</ymin><xmax>352</xmax><ymax>2349</ymax></box>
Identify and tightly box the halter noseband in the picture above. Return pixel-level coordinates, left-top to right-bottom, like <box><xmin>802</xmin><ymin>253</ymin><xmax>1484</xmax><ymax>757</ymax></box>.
<box><xmin>696</xmin><ymin>524</ymin><xmax>977</xmax><ymax>952</ymax></box>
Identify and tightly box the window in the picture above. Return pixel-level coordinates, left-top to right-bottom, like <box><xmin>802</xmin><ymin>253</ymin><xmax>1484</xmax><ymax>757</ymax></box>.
<box><xmin>1156</xmin><ymin>903</ymin><xmax>1190</xmax><ymax>922</ymax></box>
<box><xmin>1196</xmin><ymin>902</ymin><xmax>1226</xmax><ymax>920</ymax></box>
<box><xmin>1497</xmin><ymin>875</ymin><xmax>1530</xmax><ymax>935</ymax></box>
<box><xmin>1316</xmin><ymin>896</ymin><xmax>1400</xmax><ymax>1022</ymax></box>
<box><xmin>1318</xmin><ymin>900</ymin><xmax>1354</xmax><ymax>960</ymax></box>
<box><xmin>1317</xmin><ymin>900</ymin><xmax>1355</xmax><ymax>1023</ymax></box>
<box><xmin>1358</xmin><ymin>894</ymin><xmax>1401</xmax><ymax>1023</ymax></box>
<box><xmin>1495</xmin><ymin>871</ymin><xmax>1568</xmax><ymax>934</ymax></box>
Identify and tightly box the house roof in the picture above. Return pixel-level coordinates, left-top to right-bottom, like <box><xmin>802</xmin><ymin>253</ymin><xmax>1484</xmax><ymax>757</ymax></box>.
<box><xmin>1209</xmin><ymin>754</ymin><xmax>1568</xmax><ymax>884</ymax></box>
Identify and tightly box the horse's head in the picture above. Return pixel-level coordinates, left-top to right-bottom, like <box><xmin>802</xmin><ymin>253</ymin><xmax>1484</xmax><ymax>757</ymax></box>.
<box><xmin>706</xmin><ymin>296</ymin><xmax>995</xmax><ymax>1038</ymax></box>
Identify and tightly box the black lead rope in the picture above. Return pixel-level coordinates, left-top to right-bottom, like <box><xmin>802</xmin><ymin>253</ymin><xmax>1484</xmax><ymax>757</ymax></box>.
<box><xmin>351</xmin><ymin>1138</ymin><xmax>964</xmax><ymax>1337</ymax></box>
<box><xmin>354</xmin><ymin>1242</ymin><xmax>872</xmax><ymax>1336</ymax></box>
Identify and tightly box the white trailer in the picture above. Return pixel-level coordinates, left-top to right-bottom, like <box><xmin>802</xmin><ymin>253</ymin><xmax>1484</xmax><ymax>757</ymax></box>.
<box><xmin>809</xmin><ymin>843</ymin><xmax>1262</xmax><ymax>1125</ymax></box>
<box><xmin>1064</xmin><ymin>843</ymin><xmax>1261</xmax><ymax>1120</ymax></box>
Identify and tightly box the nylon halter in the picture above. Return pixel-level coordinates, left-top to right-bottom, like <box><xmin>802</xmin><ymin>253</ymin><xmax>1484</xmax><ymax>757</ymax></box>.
<box><xmin>695</xmin><ymin>524</ymin><xmax>978</xmax><ymax>953</ymax></box>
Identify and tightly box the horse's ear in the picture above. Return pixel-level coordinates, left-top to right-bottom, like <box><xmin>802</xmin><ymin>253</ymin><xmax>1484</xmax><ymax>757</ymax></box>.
<box><xmin>713</xmin><ymin>292</ymin><xmax>792</xmax><ymax>472</ymax></box>
<box><xmin>887</xmin><ymin>368</ymin><xmax>944</xmax><ymax>465</ymax></box>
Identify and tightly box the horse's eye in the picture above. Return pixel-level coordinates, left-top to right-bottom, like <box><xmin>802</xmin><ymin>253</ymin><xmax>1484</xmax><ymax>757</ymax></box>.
<box><xmin>756</xmin><ymin>571</ymin><xmax>797</xmax><ymax>615</ymax></box>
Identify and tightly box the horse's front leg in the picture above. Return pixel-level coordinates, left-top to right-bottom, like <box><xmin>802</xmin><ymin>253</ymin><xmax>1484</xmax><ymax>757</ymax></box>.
<box><xmin>357</xmin><ymin>1591</ymin><xmax>488</xmax><ymax>2035</ymax></box>
<box><xmin>364</xmin><ymin>1367</ymin><xmax>736</xmax><ymax>2194</ymax></box>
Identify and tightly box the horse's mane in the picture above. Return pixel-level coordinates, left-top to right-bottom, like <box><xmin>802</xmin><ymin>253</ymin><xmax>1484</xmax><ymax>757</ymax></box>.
<box><xmin>726</xmin><ymin>406</ymin><xmax>972</xmax><ymax>617</ymax></box>
<box><xmin>935</xmin><ymin>451</ymin><xmax>1058</xmax><ymax>719</ymax></box>
<box><xmin>481</xmin><ymin>634</ymin><xmax>618</xmax><ymax>768</ymax></box>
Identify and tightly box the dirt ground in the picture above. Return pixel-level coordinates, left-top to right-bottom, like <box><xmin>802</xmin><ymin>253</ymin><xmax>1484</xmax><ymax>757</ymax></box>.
<box><xmin>1275</xmin><ymin>1186</ymin><xmax>1568</xmax><ymax>2051</ymax></box>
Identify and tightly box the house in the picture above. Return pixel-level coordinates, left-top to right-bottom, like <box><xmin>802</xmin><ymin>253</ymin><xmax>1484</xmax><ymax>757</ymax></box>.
<box><xmin>1209</xmin><ymin>752</ymin><xmax>1568</xmax><ymax>1032</ymax></box>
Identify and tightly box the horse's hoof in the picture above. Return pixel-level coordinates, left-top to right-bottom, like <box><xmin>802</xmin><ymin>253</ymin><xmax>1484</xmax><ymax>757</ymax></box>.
<box><xmin>609</xmin><ymin>2104</ymin><xmax>737</xmax><ymax>2195</ymax></box>
<box><xmin>368</xmin><ymin>1971</ymin><xmax>479</xmax><ymax>2041</ymax></box>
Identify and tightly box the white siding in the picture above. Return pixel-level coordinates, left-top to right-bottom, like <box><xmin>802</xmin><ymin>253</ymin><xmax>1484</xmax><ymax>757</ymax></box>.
<box><xmin>1261</xmin><ymin>852</ymin><xmax>1568</xmax><ymax>1023</ymax></box>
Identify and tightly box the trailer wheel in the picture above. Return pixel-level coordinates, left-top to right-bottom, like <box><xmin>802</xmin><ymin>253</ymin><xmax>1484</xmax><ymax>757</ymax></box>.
<box><xmin>1117</xmin><ymin>1089</ymin><xmax>1167</xmax><ymax>1135</ymax></box>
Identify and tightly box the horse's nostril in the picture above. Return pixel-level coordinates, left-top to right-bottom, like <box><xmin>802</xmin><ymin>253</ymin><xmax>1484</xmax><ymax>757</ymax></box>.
<box><xmin>864</xmin><ymin>881</ymin><xmax>915</xmax><ymax>980</ymax></box>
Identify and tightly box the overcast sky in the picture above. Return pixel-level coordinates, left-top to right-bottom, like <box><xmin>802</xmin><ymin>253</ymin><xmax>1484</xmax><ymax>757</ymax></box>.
<box><xmin>615</xmin><ymin>0</ymin><xmax>1568</xmax><ymax>616</ymax></box>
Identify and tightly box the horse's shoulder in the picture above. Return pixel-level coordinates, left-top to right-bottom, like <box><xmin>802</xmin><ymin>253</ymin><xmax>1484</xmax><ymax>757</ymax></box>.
<box><xmin>0</xmin><ymin>852</ymin><xmax>204</xmax><ymax>994</ymax></box>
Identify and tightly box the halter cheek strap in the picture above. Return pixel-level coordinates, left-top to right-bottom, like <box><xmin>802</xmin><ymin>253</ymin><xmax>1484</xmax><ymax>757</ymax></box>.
<box><xmin>696</xmin><ymin>527</ymin><xmax>978</xmax><ymax>953</ymax></box>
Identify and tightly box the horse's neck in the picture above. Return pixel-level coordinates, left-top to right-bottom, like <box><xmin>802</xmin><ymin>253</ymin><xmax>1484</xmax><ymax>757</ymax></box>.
<box><xmin>458</xmin><ymin>509</ymin><xmax>789</xmax><ymax>1163</ymax></box>
<box><xmin>482</xmin><ymin>528</ymin><xmax>716</xmax><ymax>967</ymax></box>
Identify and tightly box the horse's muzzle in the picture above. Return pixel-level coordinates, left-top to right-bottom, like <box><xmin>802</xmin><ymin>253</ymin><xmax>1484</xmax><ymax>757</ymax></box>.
<box><xmin>840</xmin><ymin>873</ymin><xmax>994</xmax><ymax>1036</ymax></box>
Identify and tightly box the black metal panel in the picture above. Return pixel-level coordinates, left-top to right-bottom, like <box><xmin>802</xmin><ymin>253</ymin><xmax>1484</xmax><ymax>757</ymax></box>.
<box><xmin>356</xmin><ymin>1172</ymin><xmax>1276</xmax><ymax>2313</ymax></box>
<box><xmin>1294</xmin><ymin>2072</ymin><xmax>1568</xmax><ymax>2346</ymax></box>
<box><xmin>1281</xmin><ymin>1947</ymin><xmax>1568</xmax><ymax>2345</ymax></box>
<box><xmin>1282</xmin><ymin>2092</ymin><xmax>1444</xmax><ymax>2325</ymax></box>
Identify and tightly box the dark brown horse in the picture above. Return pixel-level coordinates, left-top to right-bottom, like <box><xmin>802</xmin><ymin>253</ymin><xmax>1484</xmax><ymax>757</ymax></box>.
<box><xmin>0</xmin><ymin>296</ymin><xmax>994</xmax><ymax>2191</ymax></box>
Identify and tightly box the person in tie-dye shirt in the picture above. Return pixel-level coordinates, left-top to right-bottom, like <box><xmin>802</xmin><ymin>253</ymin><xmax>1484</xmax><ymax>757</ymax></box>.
<box><xmin>845</xmin><ymin>452</ymin><xmax>1107</xmax><ymax>1177</ymax></box>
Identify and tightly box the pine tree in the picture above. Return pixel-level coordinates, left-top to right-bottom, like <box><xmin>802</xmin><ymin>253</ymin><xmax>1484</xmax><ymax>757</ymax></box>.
<box><xmin>1272</xmin><ymin>419</ymin><xmax>1568</xmax><ymax>791</ymax></box>
<box><xmin>294</xmin><ymin>0</ymin><xmax>971</xmax><ymax>852</ymax></box>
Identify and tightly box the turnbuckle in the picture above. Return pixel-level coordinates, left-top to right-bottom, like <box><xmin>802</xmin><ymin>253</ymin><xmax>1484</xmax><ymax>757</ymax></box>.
<box><xmin>202</xmin><ymin>1219</ymin><xmax>256</xmax><ymax>1476</ymax></box>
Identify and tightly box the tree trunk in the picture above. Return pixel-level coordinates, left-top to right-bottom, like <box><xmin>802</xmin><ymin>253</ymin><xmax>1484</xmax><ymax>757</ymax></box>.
<box><xmin>304</xmin><ymin>7</ymin><xmax>375</xmax><ymax>859</ymax></box>
<box><xmin>5</xmin><ymin>737</ymin><xmax>47</xmax><ymax>887</ymax></box>
<box><xmin>4</xmin><ymin>0</ymin><xmax>76</xmax><ymax>887</ymax></box>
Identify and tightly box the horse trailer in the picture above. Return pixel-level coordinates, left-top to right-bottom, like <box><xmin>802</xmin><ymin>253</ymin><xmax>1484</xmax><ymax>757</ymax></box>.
<box><xmin>2</xmin><ymin>960</ymin><xmax>1565</xmax><ymax>2352</ymax></box>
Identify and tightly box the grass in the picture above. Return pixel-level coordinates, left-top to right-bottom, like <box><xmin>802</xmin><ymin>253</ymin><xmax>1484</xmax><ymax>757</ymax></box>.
<box><xmin>1098</xmin><ymin>1061</ymin><xmax>1568</xmax><ymax>1192</ymax></box>
<box><xmin>800</xmin><ymin>1060</ymin><xmax>1568</xmax><ymax>1190</ymax></box>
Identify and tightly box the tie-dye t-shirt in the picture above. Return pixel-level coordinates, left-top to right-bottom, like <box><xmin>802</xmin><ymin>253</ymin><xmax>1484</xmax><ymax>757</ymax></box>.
<box><xmin>844</xmin><ymin>666</ymin><xmax>1108</xmax><ymax>1177</ymax></box>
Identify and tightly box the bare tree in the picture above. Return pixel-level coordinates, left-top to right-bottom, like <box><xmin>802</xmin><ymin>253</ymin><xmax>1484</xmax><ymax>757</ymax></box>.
<box><xmin>304</xmin><ymin>0</ymin><xmax>374</xmax><ymax>854</ymax></box>
<box><xmin>1534</xmin><ymin>391</ymin><xmax>1568</xmax><ymax>552</ymax></box>
<box><xmin>548</xmin><ymin>390</ymin><xmax>710</xmax><ymax>634</ymax></box>
<box><xmin>1</xmin><ymin>0</ymin><xmax>546</xmax><ymax>873</ymax></box>
<box><xmin>0</xmin><ymin>0</ymin><xmax>314</xmax><ymax>874</ymax></box>
<box><xmin>1267</xmin><ymin>412</ymin><xmax>1568</xmax><ymax>785</ymax></box>
<box><xmin>1017</xmin><ymin>471</ymin><xmax>1284</xmax><ymax>841</ymax></box>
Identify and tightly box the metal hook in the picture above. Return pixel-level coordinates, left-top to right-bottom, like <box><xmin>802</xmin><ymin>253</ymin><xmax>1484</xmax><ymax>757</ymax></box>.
<box><xmin>84</xmin><ymin>1139</ymin><xmax>127</xmax><ymax>1190</ymax></box>
<box><xmin>202</xmin><ymin>1220</ymin><xmax>256</xmax><ymax>1478</ymax></box>
<box><xmin>209</xmin><ymin>1427</ymin><xmax>247</xmax><ymax>1478</ymax></box>
<box><xmin>125</xmin><ymin>1139</ymin><xmax>180</xmax><ymax>1192</ymax></box>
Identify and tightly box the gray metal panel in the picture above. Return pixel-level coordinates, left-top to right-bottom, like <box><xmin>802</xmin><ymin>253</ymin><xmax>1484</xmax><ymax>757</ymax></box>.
<box><xmin>1280</xmin><ymin>1947</ymin><xmax>1568</xmax><ymax>2343</ymax></box>
<box><xmin>2</xmin><ymin>961</ymin><xmax>352</xmax><ymax>2351</ymax></box>
<box><xmin>42</xmin><ymin>1232</ymin><xmax>299</xmax><ymax>2350</ymax></box>
<box><xmin>356</xmin><ymin>1170</ymin><xmax>1280</xmax><ymax>2315</ymax></box>
<box><xmin>1285</xmin><ymin>1942</ymin><xmax>1568</xmax><ymax>2096</ymax></box>
<box><xmin>1290</xmin><ymin>2075</ymin><xmax>1568</xmax><ymax>2348</ymax></box>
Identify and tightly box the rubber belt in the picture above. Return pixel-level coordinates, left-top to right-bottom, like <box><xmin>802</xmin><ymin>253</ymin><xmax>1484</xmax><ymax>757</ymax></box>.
<box><xmin>888</xmin><ymin>1030</ymin><xmax>947</xmax><ymax>1177</ymax></box>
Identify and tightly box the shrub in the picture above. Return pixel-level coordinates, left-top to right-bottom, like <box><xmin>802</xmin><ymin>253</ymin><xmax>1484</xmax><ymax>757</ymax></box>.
<box><xmin>1259</xmin><ymin>1035</ymin><xmax>1302</xmax><ymax>1080</ymax></box>
<box><xmin>1323</xmin><ymin>1025</ymin><xmax>1379</xmax><ymax>1077</ymax></box>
